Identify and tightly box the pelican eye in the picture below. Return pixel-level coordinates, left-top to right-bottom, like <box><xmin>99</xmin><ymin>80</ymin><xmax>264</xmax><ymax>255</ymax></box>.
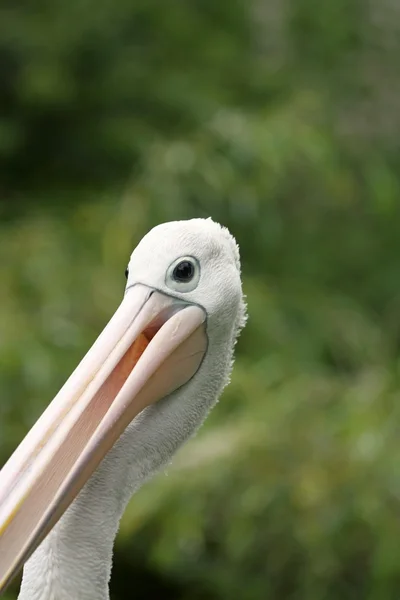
<box><xmin>166</xmin><ymin>256</ymin><xmax>200</xmax><ymax>293</ymax></box>
<box><xmin>173</xmin><ymin>260</ymin><xmax>194</xmax><ymax>282</ymax></box>
<box><xmin>125</xmin><ymin>267</ymin><xmax>129</xmax><ymax>280</ymax></box>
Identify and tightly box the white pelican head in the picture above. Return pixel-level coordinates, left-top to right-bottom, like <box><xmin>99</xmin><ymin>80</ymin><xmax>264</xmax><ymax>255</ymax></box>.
<box><xmin>0</xmin><ymin>218</ymin><xmax>246</xmax><ymax>598</ymax></box>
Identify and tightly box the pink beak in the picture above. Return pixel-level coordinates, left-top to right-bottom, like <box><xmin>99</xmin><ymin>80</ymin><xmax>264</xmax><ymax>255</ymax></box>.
<box><xmin>0</xmin><ymin>284</ymin><xmax>207</xmax><ymax>592</ymax></box>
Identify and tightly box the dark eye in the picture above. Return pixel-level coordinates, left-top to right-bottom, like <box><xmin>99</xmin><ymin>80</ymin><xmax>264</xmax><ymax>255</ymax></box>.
<box><xmin>125</xmin><ymin>267</ymin><xmax>129</xmax><ymax>279</ymax></box>
<box><xmin>166</xmin><ymin>255</ymin><xmax>200</xmax><ymax>292</ymax></box>
<box><xmin>172</xmin><ymin>260</ymin><xmax>195</xmax><ymax>283</ymax></box>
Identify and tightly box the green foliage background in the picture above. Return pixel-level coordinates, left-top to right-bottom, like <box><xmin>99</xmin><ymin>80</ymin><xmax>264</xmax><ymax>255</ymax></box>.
<box><xmin>1</xmin><ymin>0</ymin><xmax>400</xmax><ymax>598</ymax></box>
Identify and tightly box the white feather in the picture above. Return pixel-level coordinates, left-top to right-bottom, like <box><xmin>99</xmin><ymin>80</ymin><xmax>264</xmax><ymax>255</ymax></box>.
<box><xmin>18</xmin><ymin>218</ymin><xmax>247</xmax><ymax>600</ymax></box>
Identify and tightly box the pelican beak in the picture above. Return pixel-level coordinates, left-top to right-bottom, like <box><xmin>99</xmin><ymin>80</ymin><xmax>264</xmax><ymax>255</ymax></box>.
<box><xmin>0</xmin><ymin>284</ymin><xmax>207</xmax><ymax>592</ymax></box>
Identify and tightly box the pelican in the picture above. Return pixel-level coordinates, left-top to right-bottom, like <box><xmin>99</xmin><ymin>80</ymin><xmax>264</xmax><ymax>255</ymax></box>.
<box><xmin>0</xmin><ymin>217</ymin><xmax>246</xmax><ymax>599</ymax></box>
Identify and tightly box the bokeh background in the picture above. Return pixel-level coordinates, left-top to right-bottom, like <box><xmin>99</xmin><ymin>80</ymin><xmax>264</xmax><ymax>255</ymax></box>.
<box><xmin>2</xmin><ymin>1</ymin><xmax>400</xmax><ymax>598</ymax></box>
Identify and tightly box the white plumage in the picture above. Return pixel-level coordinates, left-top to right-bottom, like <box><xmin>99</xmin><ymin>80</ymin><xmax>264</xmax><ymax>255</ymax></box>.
<box><xmin>2</xmin><ymin>218</ymin><xmax>246</xmax><ymax>600</ymax></box>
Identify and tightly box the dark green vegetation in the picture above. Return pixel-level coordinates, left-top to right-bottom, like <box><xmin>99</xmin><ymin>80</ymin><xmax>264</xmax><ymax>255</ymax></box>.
<box><xmin>1</xmin><ymin>0</ymin><xmax>400</xmax><ymax>598</ymax></box>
